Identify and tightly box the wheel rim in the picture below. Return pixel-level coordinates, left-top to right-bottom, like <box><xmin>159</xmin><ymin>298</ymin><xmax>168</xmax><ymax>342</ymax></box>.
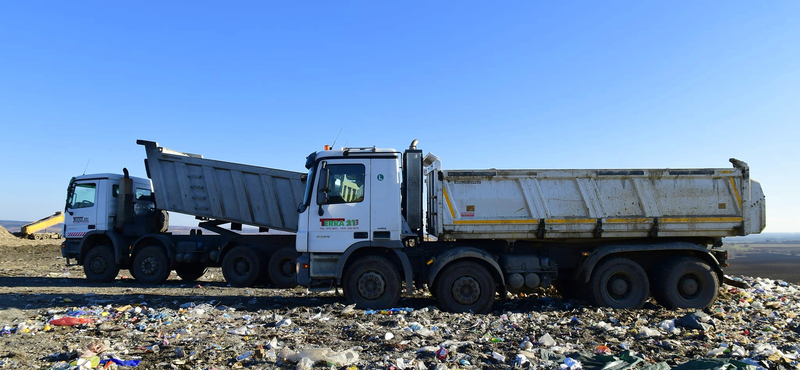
<box><xmin>90</xmin><ymin>256</ymin><xmax>107</xmax><ymax>274</ymax></box>
<box><xmin>452</xmin><ymin>276</ymin><xmax>481</xmax><ymax>305</ymax></box>
<box><xmin>141</xmin><ymin>256</ymin><xmax>159</xmax><ymax>275</ymax></box>
<box><xmin>606</xmin><ymin>272</ymin><xmax>634</xmax><ymax>302</ymax></box>
<box><xmin>678</xmin><ymin>273</ymin><xmax>701</xmax><ymax>299</ymax></box>
<box><xmin>234</xmin><ymin>258</ymin><xmax>250</xmax><ymax>277</ymax></box>
<box><xmin>357</xmin><ymin>271</ymin><xmax>385</xmax><ymax>299</ymax></box>
<box><xmin>279</xmin><ymin>258</ymin><xmax>294</xmax><ymax>277</ymax></box>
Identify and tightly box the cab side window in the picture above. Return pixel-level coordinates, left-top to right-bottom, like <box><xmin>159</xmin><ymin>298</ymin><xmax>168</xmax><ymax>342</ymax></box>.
<box><xmin>69</xmin><ymin>183</ymin><xmax>96</xmax><ymax>209</ymax></box>
<box><xmin>321</xmin><ymin>164</ymin><xmax>365</xmax><ymax>204</ymax></box>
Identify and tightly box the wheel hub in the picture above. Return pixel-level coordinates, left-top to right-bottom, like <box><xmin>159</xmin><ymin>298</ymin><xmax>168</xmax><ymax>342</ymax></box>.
<box><xmin>358</xmin><ymin>271</ymin><xmax>385</xmax><ymax>299</ymax></box>
<box><xmin>452</xmin><ymin>276</ymin><xmax>481</xmax><ymax>305</ymax></box>
<box><xmin>141</xmin><ymin>256</ymin><xmax>159</xmax><ymax>275</ymax></box>
<box><xmin>280</xmin><ymin>259</ymin><xmax>294</xmax><ymax>277</ymax></box>
<box><xmin>234</xmin><ymin>259</ymin><xmax>250</xmax><ymax>276</ymax></box>
<box><xmin>679</xmin><ymin>276</ymin><xmax>699</xmax><ymax>296</ymax></box>
<box><xmin>90</xmin><ymin>257</ymin><xmax>106</xmax><ymax>273</ymax></box>
<box><xmin>610</xmin><ymin>277</ymin><xmax>629</xmax><ymax>296</ymax></box>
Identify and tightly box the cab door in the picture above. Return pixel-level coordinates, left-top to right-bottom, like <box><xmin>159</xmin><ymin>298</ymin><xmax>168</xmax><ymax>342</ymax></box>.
<box><xmin>64</xmin><ymin>180</ymin><xmax>100</xmax><ymax>238</ymax></box>
<box><xmin>308</xmin><ymin>159</ymin><xmax>371</xmax><ymax>253</ymax></box>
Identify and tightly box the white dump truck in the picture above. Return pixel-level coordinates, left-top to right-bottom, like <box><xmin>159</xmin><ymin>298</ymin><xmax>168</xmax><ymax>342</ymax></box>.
<box><xmin>61</xmin><ymin>140</ymin><xmax>304</xmax><ymax>288</ymax></box>
<box><xmin>63</xmin><ymin>140</ymin><xmax>766</xmax><ymax>313</ymax></box>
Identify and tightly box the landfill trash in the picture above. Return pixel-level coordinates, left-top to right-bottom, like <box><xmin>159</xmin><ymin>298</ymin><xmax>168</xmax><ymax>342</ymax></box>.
<box><xmin>385</xmin><ymin>331</ymin><xmax>394</xmax><ymax>340</ymax></box>
<box><xmin>492</xmin><ymin>351</ymin><xmax>505</xmax><ymax>363</ymax></box>
<box><xmin>49</xmin><ymin>317</ymin><xmax>93</xmax><ymax>326</ymax></box>
<box><xmin>435</xmin><ymin>347</ymin><xmax>448</xmax><ymax>360</ymax></box>
<box><xmin>538</xmin><ymin>332</ymin><xmax>556</xmax><ymax>347</ymax></box>
<box><xmin>562</xmin><ymin>357</ymin><xmax>582</xmax><ymax>369</ymax></box>
<box><xmin>676</xmin><ymin>311</ymin><xmax>715</xmax><ymax>331</ymax></box>
<box><xmin>99</xmin><ymin>358</ymin><xmax>142</xmax><ymax>367</ymax></box>
<box><xmin>341</xmin><ymin>304</ymin><xmax>357</xmax><ymax>316</ymax></box>
<box><xmin>283</xmin><ymin>347</ymin><xmax>360</xmax><ymax>366</ymax></box>
<box><xmin>228</xmin><ymin>326</ymin><xmax>255</xmax><ymax>335</ymax></box>
<box><xmin>297</xmin><ymin>356</ymin><xmax>314</xmax><ymax>370</ymax></box>
<box><xmin>514</xmin><ymin>354</ymin><xmax>529</xmax><ymax>367</ymax></box>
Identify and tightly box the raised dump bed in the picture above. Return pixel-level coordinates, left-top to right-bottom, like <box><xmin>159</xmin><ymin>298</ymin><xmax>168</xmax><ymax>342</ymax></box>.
<box><xmin>426</xmin><ymin>158</ymin><xmax>766</xmax><ymax>241</ymax></box>
<box><xmin>138</xmin><ymin>140</ymin><xmax>304</xmax><ymax>233</ymax></box>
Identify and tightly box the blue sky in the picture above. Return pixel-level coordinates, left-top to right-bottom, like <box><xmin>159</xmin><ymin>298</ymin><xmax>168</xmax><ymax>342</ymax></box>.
<box><xmin>0</xmin><ymin>2</ymin><xmax>797</xmax><ymax>232</ymax></box>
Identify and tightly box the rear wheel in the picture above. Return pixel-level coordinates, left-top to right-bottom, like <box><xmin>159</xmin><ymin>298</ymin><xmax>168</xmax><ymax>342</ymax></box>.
<box><xmin>434</xmin><ymin>261</ymin><xmax>496</xmax><ymax>314</ymax></box>
<box><xmin>175</xmin><ymin>264</ymin><xmax>207</xmax><ymax>282</ymax></box>
<box><xmin>83</xmin><ymin>246</ymin><xmax>119</xmax><ymax>282</ymax></box>
<box><xmin>267</xmin><ymin>247</ymin><xmax>299</xmax><ymax>288</ymax></box>
<box><xmin>222</xmin><ymin>247</ymin><xmax>263</xmax><ymax>287</ymax></box>
<box><xmin>588</xmin><ymin>257</ymin><xmax>649</xmax><ymax>309</ymax></box>
<box><xmin>343</xmin><ymin>256</ymin><xmax>401</xmax><ymax>309</ymax></box>
<box><xmin>132</xmin><ymin>245</ymin><xmax>171</xmax><ymax>284</ymax></box>
<box><xmin>652</xmin><ymin>257</ymin><xmax>719</xmax><ymax>309</ymax></box>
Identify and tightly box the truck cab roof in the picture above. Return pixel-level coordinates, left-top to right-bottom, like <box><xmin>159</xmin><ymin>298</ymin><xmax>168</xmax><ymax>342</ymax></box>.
<box><xmin>306</xmin><ymin>147</ymin><xmax>400</xmax><ymax>169</ymax></box>
<box><xmin>75</xmin><ymin>173</ymin><xmax>151</xmax><ymax>184</ymax></box>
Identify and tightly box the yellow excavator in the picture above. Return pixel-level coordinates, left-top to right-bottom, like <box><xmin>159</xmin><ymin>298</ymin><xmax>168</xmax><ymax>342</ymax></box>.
<box><xmin>18</xmin><ymin>212</ymin><xmax>64</xmax><ymax>240</ymax></box>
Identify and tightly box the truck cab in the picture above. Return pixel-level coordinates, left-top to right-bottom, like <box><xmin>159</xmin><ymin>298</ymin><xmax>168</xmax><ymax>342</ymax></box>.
<box><xmin>296</xmin><ymin>146</ymin><xmax>405</xmax><ymax>254</ymax></box>
<box><xmin>62</xmin><ymin>173</ymin><xmax>156</xmax><ymax>262</ymax></box>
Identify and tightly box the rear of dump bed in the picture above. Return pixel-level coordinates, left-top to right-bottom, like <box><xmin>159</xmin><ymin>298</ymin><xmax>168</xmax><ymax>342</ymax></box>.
<box><xmin>138</xmin><ymin>140</ymin><xmax>305</xmax><ymax>232</ymax></box>
<box><xmin>425</xmin><ymin>158</ymin><xmax>766</xmax><ymax>241</ymax></box>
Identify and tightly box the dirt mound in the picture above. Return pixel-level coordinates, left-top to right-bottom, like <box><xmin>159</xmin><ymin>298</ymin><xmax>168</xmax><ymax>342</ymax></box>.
<box><xmin>0</xmin><ymin>226</ymin><xmax>18</xmax><ymax>240</ymax></box>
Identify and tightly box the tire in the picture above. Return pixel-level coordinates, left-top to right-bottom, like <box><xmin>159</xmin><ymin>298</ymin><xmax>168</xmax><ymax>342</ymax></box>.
<box><xmin>652</xmin><ymin>257</ymin><xmax>719</xmax><ymax>309</ymax></box>
<box><xmin>433</xmin><ymin>261</ymin><xmax>496</xmax><ymax>314</ymax></box>
<box><xmin>343</xmin><ymin>256</ymin><xmax>401</xmax><ymax>309</ymax></box>
<box><xmin>267</xmin><ymin>247</ymin><xmax>299</xmax><ymax>288</ymax></box>
<box><xmin>132</xmin><ymin>245</ymin><xmax>171</xmax><ymax>284</ymax></box>
<box><xmin>222</xmin><ymin>247</ymin><xmax>264</xmax><ymax>287</ymax></box>
<box><xmin>588</xmin><ymin>257</ymin><xmax>649</xmax><ymax>309</ymax></box>
<box><xmin>175</xmin><ymin>264</ymin><xmax>207</xmax><ymax>282</ymax></box>
<box><xmin>83</xmin><ymin>246</ymin><xmax>119</xmax><ymax>282</ymax></box>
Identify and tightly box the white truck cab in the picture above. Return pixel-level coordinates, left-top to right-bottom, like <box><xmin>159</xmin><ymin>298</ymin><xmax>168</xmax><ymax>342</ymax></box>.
<box><xmin>296</xmin><ymin>146</ymin><xmax>404</xmax><ymax>254</ymax></box>
<box><xmin>64</xmin><ymin>173</ymin><xmax>154</xmax><ymax>240</ymax></box>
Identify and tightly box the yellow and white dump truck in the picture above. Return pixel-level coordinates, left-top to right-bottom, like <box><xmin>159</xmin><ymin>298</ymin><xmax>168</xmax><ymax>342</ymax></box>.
<box><xmin>63</xmin><ymin>140</ymin><xmax>765</xmax><ymax>313</ymax></box>
<box><xmin>18</xmin><ymin>212</ymin><xmax>64</xmax><ymax>239</ymax></box>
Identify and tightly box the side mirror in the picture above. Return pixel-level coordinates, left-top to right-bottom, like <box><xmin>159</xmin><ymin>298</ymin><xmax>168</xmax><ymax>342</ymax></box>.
<box><xmin>300</xmin><ymin>173</ymin><xmax>308</xmax><ymax>184</ymax></box>
<box><xmin>316</xmin><ymin>165</ymin><xmax>329</xmax><ymax>216</ymax></box>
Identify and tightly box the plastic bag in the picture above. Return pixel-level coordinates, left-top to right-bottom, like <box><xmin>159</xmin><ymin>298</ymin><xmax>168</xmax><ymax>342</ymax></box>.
<box><xmin>49</xmin><ymin>317</ymin><xmax>93</xmax><ymax>326</ymax></box>
<box><xmin>285</xmin><ymin>347</ymin><xmax>360</xmax><ymax>366</ymax></box>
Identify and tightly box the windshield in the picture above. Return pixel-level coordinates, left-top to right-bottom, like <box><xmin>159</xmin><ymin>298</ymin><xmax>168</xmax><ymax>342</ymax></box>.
<box><xmin>298</xmin><ymin>165</ymin><xmax>316</xmax><ymax>213</ymax></box>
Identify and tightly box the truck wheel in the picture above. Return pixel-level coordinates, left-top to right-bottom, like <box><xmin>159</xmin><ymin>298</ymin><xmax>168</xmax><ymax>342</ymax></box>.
<box><xmin>175</xmin><ymin>264</ymin><xmax>207</xmax><ymax>282</ymax></box>
<box><xmin>652</xmin><ymin>257</ymin><xmax>719</xmax><ymax>309</ymax></box>
<box><xmin>83</xmin><ymin>246</ymin><xmax>119</xmax><ymax>282</ymax></box>
<box><xmin>343</xmin><ymin>256</ymin><xmax>401</xmax><ymax>309</ymax></box>
<box><xmin>267</xmin><ymin>247</ymin><xmax>299</xmax><ymax>288</ymax></box>
<box><xmin>222</xmin><ymin>247</ymin><xmax>263</xmax><ymax>287</ymax></box>
<box><xmin>434</xmin><ymin>261</ymin><xmax>496</xmax><ymax>314</ymax></box>
<box><xmin>588</xmin><ymin>257</ymin><xmax>649</xmax><ymax>309</ymax></box>
<box><xmin>132</xmin><ymin>245</ymin><xmax>171</xmax><ymax>284</ymax></box>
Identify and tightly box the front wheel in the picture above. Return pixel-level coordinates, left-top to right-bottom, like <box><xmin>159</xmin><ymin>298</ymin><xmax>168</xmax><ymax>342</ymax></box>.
<box><xmin>83</xmin><ymin>246</ymin><xmax>119</xmax><ymax>282</ymax></box>
<box><xmin>343</xmin><ymin>256</ymin><xmax>401</xmax><ymax>309</ymax></box>
<box><xmin>588</xmin><ymin>257</ymin><xmax>649</xmax><ymax>309</ymax></box>
<box><xmin>267</xmin><ymin>247</ymin><xmax>299</xmax><ymax>288</ymax></box>
<box><xmin>652</xmin><ymin>257</ymin><xmax>719</xmax><ymax>309</ymax></box>
<box><xmin>433</xmin><ymin>261</ymin><xmax>496</xmax><ymax>314</ymax></box>
<box><xmin>132</xmin><ymin>245</ymin><xmax>171</xmax><ymax>284</ymax></box>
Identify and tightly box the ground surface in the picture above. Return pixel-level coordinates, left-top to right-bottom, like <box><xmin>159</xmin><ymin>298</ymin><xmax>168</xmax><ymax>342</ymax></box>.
<box><xmin>1</xmin><ymin>227</ymin><xmax>799</xmax><ymax>369</ymax></box>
